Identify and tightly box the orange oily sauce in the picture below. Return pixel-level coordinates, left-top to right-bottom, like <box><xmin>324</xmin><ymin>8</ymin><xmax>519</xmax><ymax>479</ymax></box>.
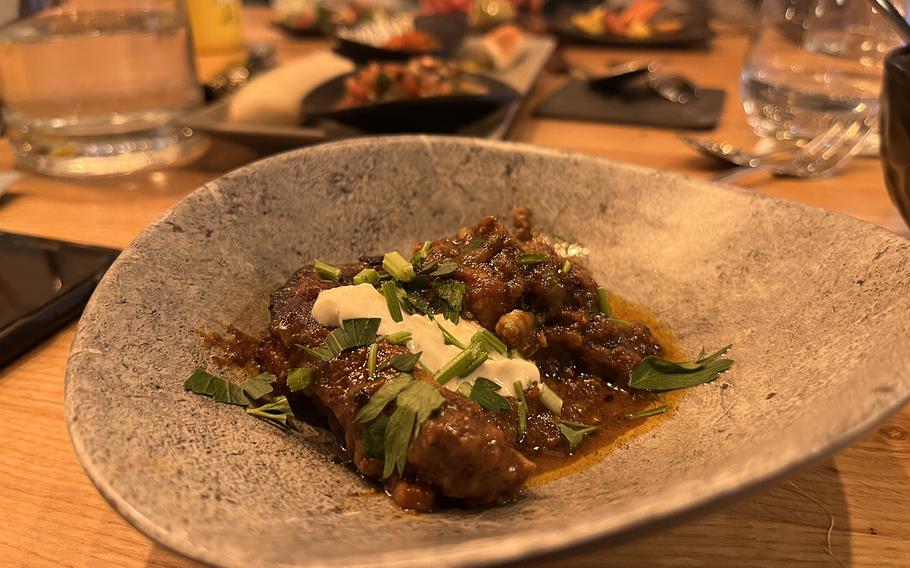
<box><xmin>527</xmin><ymin>294</ymin><xmax>686</xmax><ymax>487</ymax></box>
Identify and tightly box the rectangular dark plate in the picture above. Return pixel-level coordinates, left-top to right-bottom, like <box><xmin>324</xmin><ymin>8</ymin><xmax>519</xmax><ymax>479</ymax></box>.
<box><xmin>178</xmin><ymin>36</ymin><xmax>556</xmax><ymax>153</ymax></box>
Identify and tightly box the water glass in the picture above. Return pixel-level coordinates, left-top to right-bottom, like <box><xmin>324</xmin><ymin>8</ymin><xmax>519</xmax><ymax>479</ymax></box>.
<box><xmin>740</xmin><ymin>0</ymin><xmax>905</xmax><ymax>149</ymax></box>
<box><xmin>0</xmin><ymin>0</ymin><xmax>205</xmax><ymax>177</ymax></box>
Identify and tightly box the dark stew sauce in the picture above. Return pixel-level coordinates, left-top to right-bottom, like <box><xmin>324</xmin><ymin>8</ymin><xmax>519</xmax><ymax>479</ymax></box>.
<box><xmin>203</xmin><ymin>209</ymin><xmax>685</xmax><ymax>510</ymax></box>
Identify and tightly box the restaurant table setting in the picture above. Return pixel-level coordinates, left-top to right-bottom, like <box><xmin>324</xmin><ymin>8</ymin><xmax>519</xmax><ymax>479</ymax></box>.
<box><xmin>3</xmin><ymin>1</ymin><xmax>910</xmax><ymax>568</ymax></box>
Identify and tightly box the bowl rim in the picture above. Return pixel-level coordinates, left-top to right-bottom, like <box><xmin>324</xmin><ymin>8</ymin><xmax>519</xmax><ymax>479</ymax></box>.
<box><xmin>65</xmin><ymin>135</ymin><xmax>910</xmax><ymax>568</ymax></box>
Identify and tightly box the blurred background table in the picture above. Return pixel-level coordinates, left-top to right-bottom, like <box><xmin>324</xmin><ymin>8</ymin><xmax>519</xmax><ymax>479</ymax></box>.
<box><xmin>1</xmin><ymin>5</ymin><xmax>908</xmax><ymax>568</ymax></box>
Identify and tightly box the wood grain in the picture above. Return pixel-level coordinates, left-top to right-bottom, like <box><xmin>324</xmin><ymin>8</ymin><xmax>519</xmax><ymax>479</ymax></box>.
<box><xmin>1</xmin><ymin>6</ymin><xmax>908</xmax><ymax>568</ymax></box>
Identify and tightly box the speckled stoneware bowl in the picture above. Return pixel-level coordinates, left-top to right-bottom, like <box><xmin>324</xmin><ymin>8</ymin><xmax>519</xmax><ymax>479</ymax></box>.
<box><xmin>65</xmin><ymin>137</ymin><xmax>910</xmax><ymax>568</ymax></box>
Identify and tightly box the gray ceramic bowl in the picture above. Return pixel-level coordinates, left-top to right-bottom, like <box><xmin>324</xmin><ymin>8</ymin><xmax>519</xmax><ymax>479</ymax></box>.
<box><xmin>65</xmin><ymin>136</ymin><xmax>910</xmax><ymax>568</ymax></box>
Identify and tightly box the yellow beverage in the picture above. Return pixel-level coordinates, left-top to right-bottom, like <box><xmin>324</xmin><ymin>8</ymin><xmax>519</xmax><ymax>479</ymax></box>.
<box><xmin>186</xmin><ymin>0</ymin><xmax>243</xmax><ymax>54</ymax></box>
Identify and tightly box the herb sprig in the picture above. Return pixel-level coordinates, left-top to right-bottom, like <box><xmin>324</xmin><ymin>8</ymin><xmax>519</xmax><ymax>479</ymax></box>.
<box><xmin>629</xmin><ymin>346</ymin><xmax>734</xmax><ymax>391</ymax></box>
<box><xmin>299</xmin><ymin>318</ymin><xmax>381</xmax><ymax>362</ymax></box>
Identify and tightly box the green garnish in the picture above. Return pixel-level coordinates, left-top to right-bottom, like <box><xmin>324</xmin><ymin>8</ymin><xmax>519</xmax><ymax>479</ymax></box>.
<box><xmin>469</xmin><ymin>378</ymin><xmax>511</xmax><ymax>413</ymax></box>
<box><xmin>625</xmin><ymin>404</ymin><xmax>670</xmax><ymax>420</ymax></box>
<box><xmin>382</xmin><ymin>251</ymin><xmax>415</xmax><ymax>283</ymax></box>
<box><xmin>377</xmin><ymin>351</ymin><xmax>422</xmax><ymax>373</ymax></box>
<box><xmin>596</xmin><ymin>287</ymin><xmax>612</xmax><ymax>316</ymax></box>
<box><xmin>561</xmin><ymin>259</ymin><xmax>571</xmax><ymax>274</ymax></box>
<box><xmin>629</xmin><ymin>346</ymin><xmax>734</xmax><ymax>392</ymax></box>
<box><xmin>436</xmin><ymin>321</ymin><xmax>467</xmax><ymax>349</ymax></box>
<box><xmin>384</xmin><ymin>331</ymin><xmax>412</xmax><ymax>344</ymax></box>
<box><xmin>434</xmin><ymin>343</ymin><xmax>488</xmax><ymax>385</ymax></box>
<box><xmin>429</xmin><ymin>262</ymin><xmax>458</xmax><ymax>277</ymax></box>
<box><xmin>411</xmin><ymin>241</ymin><xmax>431</xmax><ymax>266</ymax></box>
<box><xmin>286</xmin><ymin>367</ymin><xmax>312</xmax><ymax>393</ymax></box>
<box><xmin>246</xmin><ymin>395</ymin><xmax>294</xmax><ymax>429</ymax></box>
<box><xmin>361</xmin><ymin>413</ymin><xmax>388</xmax><ymax>459</ymax></box>
<box><xmin>456</xmin><ymin>382</ymin><xmax>473</xmax><ymax>398</ymax></box>
<box><xmin>509</xmin><ymin>348</ymin><xmax>526</xmax><ymax>360</ymax></box>
<box><xmin>463</xmin><ymin>237</ymin><xmax>486</xmax><ymax>253</ymax></box>
<box><xmin>353</xmin><ymin>268</ymin><xmax>380</xmax><ymax>286</ymax></box>
<box><xmin>380</xmin><ymin>281</ymin><xmax>404</xmax><ymax>323</ymax></box>
<box><xmin>314</xmin><ymin>260</ymin><xmax>342</xmax><ymax>282</ymax></box>
<box><xmin>354</xmin><ymin>373</ymin><xmax>413</xmax><ymax>424</ymax></box>
<box><xmin>184</xmin><ymin>369</ymin><xmax>276</xmax><ymax>406</ymax></box>
<box><xmin>517</xmin><ymin>251</ymin><xmax>548</xmax><ymax>265</ymax></box>
<box><xmin>539</xmin><ymin>383</ymin><xmax>563</xmax><ymax>415</ymax></box>
<box><xmin>300</xmin><ymin>317</ymin><xmax>381</xmax><ymax>362</ymax></box>
<box><xmin>367</xmin><ymin>343</ymin><xmax>378</xmax><ymax>378</ymax></box>
<box><xmin>556</xmin><ymin>419</ymin><xmax>599</xmax><ymax>450</ymax></box>
<box><xmin>432</xmin><ymin>279</ymin><xmax>465</xmax><ymax>323</ymax></box>
<box><xmin>513</xmin><ymin>381</ymin><xmax>528</xmax><ymax>436</ymax></box>
<box><xmin>382</xmin><ymin>381</ymin><xmax>445</xmax><ymax>478</ymax></box>
<box><xmin>471</xmin><ymin>328</ymin><xmax>507</xmax><ymax>355</ymax></box>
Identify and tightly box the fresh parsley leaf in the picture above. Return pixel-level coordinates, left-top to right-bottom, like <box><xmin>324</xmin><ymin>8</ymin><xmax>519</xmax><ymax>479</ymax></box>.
<box><xmin>382</xmin><ymin>404</ymin><xmax>416</xmax><ymax>478</ymax></box>
<box><xmin>362</xmin><ymin>413</ymin><xmax>388</xmax><ymax>459</ymax></box>
<box><xmin>377</xmin><ymin>351</ymin><xmax>422</xmax><ymax>373</ymax></box>
<box><xmin>242</xmin><ymin>372</ymin><xmax>277</xmax><ymax>400</ymax></box>
<box><xmin>429</xmin><ymin>261</ymin><xmax>458</xmax><ymax>277</ymax></box>
<box><xmin>396</xmin><ymin>380</ymin><xmax>445</xmax><ymax>436</ymax></box>
<box><xmin>287</xmin><ymin>367</ymin><xmax>312</xmax><ymax>392</ymax></box>
<box><xmin>354</xmin><ymin>373</ymin><xmax>413</xmax><ymax>424</ymax></box>
<box><xmin>469</xmin><ymin>378</ymin><xmax>511</xmax><ymax>413</ymax></box>
<box><xmin>625</xmin><ymin>405</ymin><xmax>669</xmax><ymax>420</ymax></box>
<box><xmin>403</xmin><ymin>290</ymin><xmax>430</xmax><ymax>315</ymax></box>
<box><xmin>184</xmin><ymin>369</ymin><xmax>250</xmax><ymax>405</ymax></box>
<box><xmin>463</xmin><ymin>237</ymin><xmax>486</xmax><ymax>253</ymax></box>
<box><xmin>299</xmin><ymin>317</ymin><xmax>382</xmax><ymax>363</ymax></box>
<box><xmin>556</xmin><ymin>420</ymin><xmax>599</xmax><ymax>450</ymax></box>
<box><xmin>432</xmin><ymin>279</ymin><xmax>465</xmax><ymax>324</ymax></box>
<box><xmin>629</xmin><ymin>346</ymin><xmax>733</xmax><ymax>391</ymax></box>
<box><xmin>411</xmin><ymin>241</ymin><xmax>431</xmax><ymax>267</ymax></box>
<box><xmin>246</xmin><ymin>395</ymin><xmax>294</xmax><ymax>428</ymax></box>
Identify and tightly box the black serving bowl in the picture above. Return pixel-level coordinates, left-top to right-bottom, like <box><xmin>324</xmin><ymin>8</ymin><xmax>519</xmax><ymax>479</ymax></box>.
<box><xmin>301</xmin><ymin>72</ymin><xmax>519</xmax><ymax>133</ymax></box>
<box><xmin>882</xmin><ymin>46</ymin><xmax>910</xmax><ymax>228</ymax></box>
<box><xmin>333</xmin><ymin>14</ymin><xmax>468</xmax><ymax>64</ymax></box>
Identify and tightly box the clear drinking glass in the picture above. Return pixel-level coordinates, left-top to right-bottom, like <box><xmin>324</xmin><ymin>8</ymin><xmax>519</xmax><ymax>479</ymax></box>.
<box><xmin>740</xmin><ymin>0</ymin><xmax>905</xmax><ymax>150</ymax></box>
<box><xmin>0</xmin><ymin>0</ymin><xmax>205</xmax><ymax>177</ymax></box>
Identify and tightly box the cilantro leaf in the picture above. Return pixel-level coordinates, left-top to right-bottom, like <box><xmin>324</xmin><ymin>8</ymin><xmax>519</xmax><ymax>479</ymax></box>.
<box><xmin>432</xmin><ymin>278</ymin><xmax>465</xmax><ymax>323</ymax></box>
<box><xmin>299</xmin><ymin>317</ymin><xmax>382</xmax><ymax>363</ymax></box>
<box><xmin>629</xmin><ymin>346</ymin><xmax>733</xmax><ymax>391</ymax></box>
<box><xmin>556</xmin><ymin>420</ymin><xmax>599</xmax><ymax>450</ymax></box>
<box><xmin>184</xmin><ymin>370</ymin><xmax>277</xmax><ymax>406</ymax></box>
<box><xmin>287</xmin><ymin>367</ymin><xmax>312</xmax><ymax>392</ymax></box>
<box><xmin>377</xmin><ymin>351</ymin><xmax>422</xmax><ymax>373</ymax></box>
<box><xmin>383</xmin><ymin>405</ymin><xmax>416</xmax><ymax>478</ymax></box>
<box><xmin>246</xmin><ymin>395</ymin><xmax>295</xmax><ymax>428</ymax></box>
<box><xmin>354</xmin><ymin>373</ymin><xmax>413</xmax><ymax>424</ymax></box>
<box><xmin>469</xmin><ymin>378</ymin><xmax>511</xmax><ymax>413</ymax></box>
<box><xmin>242</xmin><ymin>372</ymin><xmax>277</xmax><ymax>400</ymax></box>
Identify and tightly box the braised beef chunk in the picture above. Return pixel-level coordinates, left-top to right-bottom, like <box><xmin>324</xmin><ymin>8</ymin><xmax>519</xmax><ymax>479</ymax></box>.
<box><xmin>256</xmin><ymin>210</ymin><xmax>664</xmax><ymax>510</ymax></box>
<box><xmin>257</xmin><ymin>266</ymin><xmax>534</xmax><ymax>510</ymax></box>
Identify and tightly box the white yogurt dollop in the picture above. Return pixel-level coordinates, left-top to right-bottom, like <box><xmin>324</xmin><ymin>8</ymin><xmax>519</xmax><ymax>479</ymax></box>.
<box><xmin>311</xmin><ymin>283</ymin><xmax>539</xmax><ymax>394</ymax></box>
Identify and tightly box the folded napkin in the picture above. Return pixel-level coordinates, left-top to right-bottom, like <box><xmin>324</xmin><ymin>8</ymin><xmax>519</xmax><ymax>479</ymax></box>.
<box><xmin>227</xmin><ymin>51</ymin><xmax>354</xmax><ymax>125</ymax></box>
<box><xmin>534</xmin><ymin>78</ymin><xmax>725</xmax><ymax>130</ymax></box>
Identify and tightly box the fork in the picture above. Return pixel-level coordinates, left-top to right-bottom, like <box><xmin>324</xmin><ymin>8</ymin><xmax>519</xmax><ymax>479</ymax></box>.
<box><xmin>713</xmin><ymin>115</ymin><xmax>877</xmax><ymax>184</ymax></box>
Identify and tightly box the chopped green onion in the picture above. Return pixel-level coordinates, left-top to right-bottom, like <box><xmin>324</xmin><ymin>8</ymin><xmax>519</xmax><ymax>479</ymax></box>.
<box><xmin>561</xmin><ymin>259</ymin><xmax>571</xmax><ymax>274</ymax></box>
<box><xmin>517</xmin><ymin>251</ymin><xmax>548</xmax><ymax>265</ymax></box>
<box><xmin>380</xmin><ymin>281</ymin><xmax>403</xmax><ymax>322</ymax></box>
<box><xmin>287</xmin><ymin>367</ymin><xmax>312</xmax><ymax>392</ymax></box>
<box><xmin>436</xmin><ymin>321</ymin><xmax>467</xmax><ymax>349</ymax></box>
<box><xmin>384</xmin><ymin>331</ymin><xmax>412</xmax><ymax>345</ymax></box>
<box><xmin>382</xmin><ymin>251</ymin><xmax>415</xmax><ymax>283</ymax></box>
<box><xmin>434</xmin><ymin>343</ymin><xmax>488</xmax><ymax>385</ymax></box>
<box><xmin>314</xmin><ymin>260</ymin><xmax>341</xmax><ymax>282</ymax></box>
<box><xmin>456</xmin><ymin>382</ymin><xmax>473</xmax><ymax>398</ymax></box>
<box><xmin>508</xmin><ymin>348</ymin><xmax>526</xmax><ymax>360</ymax></box>
<box><xmin>411</xmin><ymin>241</ymin><xmax>431</xmax><ymax>265</ymax></box>
<box><xmin>539</xmin><ymin>383</ymin><xmax>563</xmax><ymax>415</ymax></box>
<box><xmin>353</xmin><ymin>268</ymin><xmax>379</xmax><ymax>286</ymax></box>
<box><xmin>471</xmin><ymin>328</ymin><xmax>507</xmax><ymax>355</ymax></box>
<box><xmin>625</xmin><ymin>404</ymin><xmax>670</xmax><ymax>420</ymax></box>
<box><xmin>367</xmin><ymin>342</ymin><xmax>378</xmax><ymax>378</ymax></box>
<box><xmin>514</xmin><ymin>381</ymin><xmax>528</xmax><ymax>436</ymax></box>
<box><xmin>597</xmin><ymin>287</ymin><xmax>611</xmax><ymax>317</ymax></box>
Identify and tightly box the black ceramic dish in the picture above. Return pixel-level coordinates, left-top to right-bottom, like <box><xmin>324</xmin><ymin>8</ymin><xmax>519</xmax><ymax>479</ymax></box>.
<box><xmin>881</xmin><ymin>46</ymin><xmax>910</xmax><ymax>228</ymax></box>
<box><xmin>333</xmin><ymin>14</ymin><xmax>468</xmax><ymax>64</ymax></box>
<box><xmin>547</xmin><ymin>0</ymin><xmax>712</xmax><ymax>48</ymax></box>
<box><xmin>301</xmin><ymin>72</ymin><xmax>520</xmax><ymax>133</ymax></box>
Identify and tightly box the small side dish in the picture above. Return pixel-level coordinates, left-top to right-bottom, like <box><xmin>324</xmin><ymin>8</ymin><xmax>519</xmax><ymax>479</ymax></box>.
<box><xmin>339</xmin><ymin>57</ymin><xmax>489</xmax><ymax>108</ymax></box>
<box><xmin>571</xmin><ymin>0</ymin><xmax>684</xmax><ymax>39</ymax></box>
<box><xmin>186</xmin><ymin>209</ymin><xmax>733</xmax><ymax>512</ymax></box>
<box><xmin>382</xmin><ymin>30</ymin><xmax>440</xmax><ymax>52</ymax></box>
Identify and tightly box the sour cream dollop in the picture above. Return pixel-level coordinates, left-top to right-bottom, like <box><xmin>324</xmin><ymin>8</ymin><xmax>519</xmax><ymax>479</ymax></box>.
<box><xmin>311</xmin><ymin>283</ymin><xmax>539</xmax><ymax>394</ymax></box>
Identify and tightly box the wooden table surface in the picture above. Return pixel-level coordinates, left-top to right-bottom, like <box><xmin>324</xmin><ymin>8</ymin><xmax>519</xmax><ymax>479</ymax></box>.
<box><xmin>2</xmin><ymin>7</ymin><xmax>909</xmax><ymax>568</ymax></box>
